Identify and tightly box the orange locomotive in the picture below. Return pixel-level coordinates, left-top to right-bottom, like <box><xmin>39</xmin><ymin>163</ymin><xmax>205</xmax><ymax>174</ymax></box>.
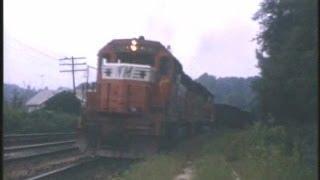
<box><xmin>77</xmin><ymin>36</ymin><xmax>214</xmax><ymax>158</ymax></box>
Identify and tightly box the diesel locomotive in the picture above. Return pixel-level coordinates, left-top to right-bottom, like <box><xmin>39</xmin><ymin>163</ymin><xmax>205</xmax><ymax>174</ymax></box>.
<box><xmin>77</xmin><ymin>36</ymin><xmax>215</xmax><ymax>158</ymax></box>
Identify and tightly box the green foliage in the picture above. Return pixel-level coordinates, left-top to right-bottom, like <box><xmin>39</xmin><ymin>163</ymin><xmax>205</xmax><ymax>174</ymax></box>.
<box><xmin>4</xmin><ymin>83</ymin><xmax>38</xmax><ymax>109</ymax></box>
<box><xmin>3</xmin><ymin>108</ymin><xmax>78</xmax><ymax>134</ymax></box>
<box><xmin>231</xmin><ymin>154</ymin><xmax>316</xmax><ymax>180</ymax></box>
<box><xmin>196</xmin><ymin>74</ymin><xmax>258</xmax><ymax>112</ymax></box>
<box><xmin>253</xmin><ymin>0</ymin><xmax>318</xmax><ymax>125</ymax></box>
<box><xmin>224</xmin><ymin>122</ymin><xmax>290</xmax><ymax>162</ymax></box>
<box><xmin>11</xmin><ymin>89</ymin><xmax>25</xmax><ymax>109</ymax></box>
<box><xmin>45</xmin><ymin>91</ymin><xmax>81</xmax><ymax>115</ymax></box>
<box><xmin>252</xmin><ymin>0</ymin><xmax>318</xmax><ymax>169</ymax></box>
<box><xmin>115</xmin><ymin>125</ymin><xmax>316</xmax><ymax>180</ymax></box>
<box><xmin>116</xmin><ymin>154</ymin><xmax>185</xmax><ymax>180</ymax></box>
<box><xmin>224</xmin><ymin>123</ymin><xmax>316</xmax><ymax>180</ymax></box>
<box><xmin>115</xmin><ymin>133</ymin><xmax>235</xmax><ymax>180</ymax></box>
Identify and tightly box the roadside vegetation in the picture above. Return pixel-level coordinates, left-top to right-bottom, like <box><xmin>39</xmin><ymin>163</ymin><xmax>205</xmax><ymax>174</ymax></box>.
<box><xmin>3</xmin><ymin>108</ymin><xmax>78</xmax><ymax>134</ymax></box>
<box><xmin>3</xmin><ymin>87</ymin><xmax>80</xmax><ymax>134</ymax></box>
<box><xmin>115</xmin><ymin>123</ymin><xmax>316</xmax><ymax>180</ymax></box>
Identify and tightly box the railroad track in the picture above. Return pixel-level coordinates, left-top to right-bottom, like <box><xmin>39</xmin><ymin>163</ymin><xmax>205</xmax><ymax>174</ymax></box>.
<box><xmin>25</xmin><ymin>157</ymin><xmax>97</xmax><ymax>180</ymax></box>
<box><xmin>4</xmin><ymin>132</ymin><xmax>76</xmax><ymax>138</ymax></box>
<box><xmin>4</xmin><ymin>140</ymin><xmax>76</xmax><ymax>152</ymax></box>
<box><xmin>4</xmin><ymin>132</ymin><xmax>76</xmax><ymax>146</ymax></box>
<box><xmin>4</xmin><ymin>140</ymin><xmax>78</xmax><ymax>162</ymax></box>
<box><xmin>3</xmin><ymin>132</ymin><xmax>134</xmax><ymax>180</ymax></box>
<box><xmin>25</xmin><ymin>157</ymin><xmax>134</xmax><ymax>180</ymax></box>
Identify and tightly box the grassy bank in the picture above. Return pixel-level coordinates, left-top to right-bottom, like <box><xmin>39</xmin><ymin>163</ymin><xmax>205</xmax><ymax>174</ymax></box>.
<box><xmin>115</xmin><ymin>124</ymin><xmax>317</xmax><ymax>180</ymax></box>
<box><xmin>3</xmin><ymin>108</ymin><xmax>78</xmax><ymax>134</ymax></box>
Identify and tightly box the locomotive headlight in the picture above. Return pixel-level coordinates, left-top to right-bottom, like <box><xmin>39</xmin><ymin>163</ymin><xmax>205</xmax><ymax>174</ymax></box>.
<box><xmin>130</xmin><ymin>45</ymin><xmax>137</xmax><ymax>51</ymax></box>
<box><xmin>131</xmin><ymin>39</ymin><xmax>137</xmax><ymax>45</ymax></box>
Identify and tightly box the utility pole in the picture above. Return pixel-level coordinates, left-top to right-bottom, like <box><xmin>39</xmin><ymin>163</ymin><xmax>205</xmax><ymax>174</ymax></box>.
<box><xmin>86</xmin><ymin>66</ymin><xmax>89</xmax><ymax>90</ymax></box>
<box><xmin>59</xmin><ymin>56</ymin><xmax>86</xmax><ymax>94</ymax></box>
<box><xmin>86</xmin><ymin>65</ymin><xmax>98</xmax><ymax>91</ymax></box>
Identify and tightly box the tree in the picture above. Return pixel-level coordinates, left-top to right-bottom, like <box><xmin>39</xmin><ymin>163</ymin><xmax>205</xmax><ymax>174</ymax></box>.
<box><xmin>45</xmin><ymin>91</ymin><xmax>81</xmax><ymax>114</ymax></box>
<box><xmin>11</xmin><ymin>89</ymin><xmax>24</xmax><ymax>110</ymax></box>
<box><xmin>253</xmin><ymin>0</ymin><xmax>318</xmax><ymax>126</ymax></box>
<box><xmin>196</xmin><ymin>74</ymin><xmax>258</xmax><ymax>112</ymax></box>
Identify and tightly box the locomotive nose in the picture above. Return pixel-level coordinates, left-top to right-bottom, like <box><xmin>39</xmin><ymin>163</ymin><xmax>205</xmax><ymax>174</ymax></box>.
<box><xmin>99</xmin><ymin>63</ymin><xmax>155</xmax><ymax>114</ymax></box>
<box><xmin>105</xmin><ymin>82</ymin><xmax>151</xmax><ymax>113</ymax></box>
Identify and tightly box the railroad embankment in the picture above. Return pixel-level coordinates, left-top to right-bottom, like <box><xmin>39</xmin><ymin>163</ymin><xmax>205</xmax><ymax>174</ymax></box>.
<box><xmin>114</xmin><ymin>123</ymin><xmax>317</xmax><ymax>180</ymax></box>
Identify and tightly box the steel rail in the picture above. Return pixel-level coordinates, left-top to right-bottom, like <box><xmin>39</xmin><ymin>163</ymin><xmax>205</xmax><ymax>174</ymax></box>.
<box><xmin>4</xmin><ymin>146</ymin><xmax>78</xmax><ymax>162</ymax></box>
<box><xmin>4</xmin><ymin>140</ymin><xmax>76</xmax><ymax>152</ymax></box>
<box><xmin>25</xmin><ymin>157</ymin><xmax>98</xmax><ymax>180</ymax></box>
<box><xmin>4</xmin><ymin>132</ymin><xmax>76</xmax><ymax>138</ymax></box>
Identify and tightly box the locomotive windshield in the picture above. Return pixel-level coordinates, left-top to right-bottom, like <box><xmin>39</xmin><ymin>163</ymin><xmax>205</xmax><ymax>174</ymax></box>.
<box><xmin>115</xmin><ymin>53</ymin><xmax>155</xmax><ymax>67</ymax></box>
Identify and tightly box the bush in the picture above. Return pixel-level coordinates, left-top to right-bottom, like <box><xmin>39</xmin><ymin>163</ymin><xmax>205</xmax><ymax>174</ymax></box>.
<box><xmin>113</xmin><ymin>124</ymin><xmax>316</xmax><ymax>180</ymax></box>
<box><xmin>224</xmin><ymin>122</ymin><xmax>316</xmax><ymax>180</ymax></box>
<box><xmin>3</xmin><ymin>108</ymin><xmax>78</xmax><ymax>134</ymax></box>
<box><xmin>45</xmin><ymin>91</ymin><xmax>81</xmax><ymax>115</ymax></box>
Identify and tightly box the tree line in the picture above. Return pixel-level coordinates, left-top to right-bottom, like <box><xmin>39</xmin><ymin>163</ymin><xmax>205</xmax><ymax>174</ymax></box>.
<box><xmin>252</xmin><ymin>0</ymin><xmax>317</xmax><ymax>169</ymax></box>
<box><xmin>252</xmin><ymin>0</ymin><xmax>317</xmax><ymax>127</ymax></box>
<box><xmin>196</xmin><ymin>74</ymin><xmax>258</xmax><ymax>112</ymax></box>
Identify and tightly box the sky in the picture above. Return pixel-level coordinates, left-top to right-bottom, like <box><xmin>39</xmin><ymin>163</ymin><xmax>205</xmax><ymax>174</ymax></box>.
<box><xmin>4</xmin><ymin>0</ymin><xmax>262</xmax><ymax>90</ymax></box>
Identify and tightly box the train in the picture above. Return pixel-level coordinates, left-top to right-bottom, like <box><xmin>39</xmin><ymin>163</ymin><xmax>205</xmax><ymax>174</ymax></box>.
<box><xmin>76</xmin><ymin>36</ymin><xmax>215</xmax><ymax>159</ymax></box>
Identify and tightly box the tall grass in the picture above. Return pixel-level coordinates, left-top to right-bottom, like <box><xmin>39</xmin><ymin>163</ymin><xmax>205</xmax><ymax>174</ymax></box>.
<box><xmin>3</xmin><ymin>108</ymin><xmax>78</xmax><ymax>134</ymax></box>
<box><xmin>110</xmin><ymin>123</ymin><xmax>317</xmax><ymax>180</ymax></box>
<box><xmin>224</xmin><ymin>122</ymin><xmax>317</xmax><ymax>180</ymax></box>
<box><xmin>116</xmin><ymin>154</ymin><xmax>185</xmax><ymax>180</ymax></box>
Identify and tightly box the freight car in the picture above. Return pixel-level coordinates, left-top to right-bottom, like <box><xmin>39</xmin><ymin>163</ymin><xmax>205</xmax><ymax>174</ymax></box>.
<box><xmin>77</xmin><ymin>36</ymin><xmax>215</xmax><ymax>158</ymax></box>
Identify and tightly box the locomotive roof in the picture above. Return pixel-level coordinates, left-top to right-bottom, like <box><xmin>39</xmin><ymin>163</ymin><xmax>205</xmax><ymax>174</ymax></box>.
<box><xmin>98</xmin><ymin>38</ymin><xmax>164</xmax><ymax>56</ymax></box>
<box><xmin>98</xmin><ymin>37</ymin><xmax>183</xmax><ymax>69</ymax></box>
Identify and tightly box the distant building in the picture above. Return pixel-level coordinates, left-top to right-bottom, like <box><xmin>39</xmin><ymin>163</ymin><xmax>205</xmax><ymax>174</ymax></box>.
<box><xmin>25</xmin><ymin>87</ymin><xmax>86</xmax><ymax>112</ymax></box>
<box><xmin>25</xmin><ymin>90</ymin><xmax>56</xmax><ymax>112</ymax></box>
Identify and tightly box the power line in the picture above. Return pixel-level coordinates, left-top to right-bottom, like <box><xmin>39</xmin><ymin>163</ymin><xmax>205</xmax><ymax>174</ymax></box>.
<box><xmin>59</xmin><ymin>63</ymin><xmax>87</xmax><ymax>66</ymax></box>
<box><xmin>5</xmin><ymin>37</ymin><xmax>96</xmax><ymax>89</ymax></box>
<box><xmin>5</xmin><ymin>40</ymin><xmax>66</xmax><ymax>69</ymax></box>
<box><xmin>59</xmin><ymin>56</ymin><xmax>86</xmax><ymax>94</ymax></box>
<box><xmin>88</xmin><ymin>65</ymin><xmax>97</xmax><ymax>70</ymax></box>
<box><xmin>5</xmin><ymin>38</ymin><xmax>63</xmax><ymax>60</ymax></box>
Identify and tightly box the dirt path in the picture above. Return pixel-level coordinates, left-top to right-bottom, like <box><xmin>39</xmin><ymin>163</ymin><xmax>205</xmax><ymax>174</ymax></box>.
<box><xmin>231</xmin><ymin>168</ymin><xmax>241</xmax><ymax>180</ymax></box>
<box><xmin>173</xmin><ymin>160</ymin><xmax>241</xmax><ymax>180</ymax></box>
<box><xmin>174</xmin><ymin>161</ymin><xmax>194</xmax><ymax>180</ymax></box>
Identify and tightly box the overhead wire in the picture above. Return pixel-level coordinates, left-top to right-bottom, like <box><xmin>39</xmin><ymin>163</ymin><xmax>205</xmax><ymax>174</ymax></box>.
<box><xmin>5</xmin><ymin>36</ymin><xmax>64</xmax><ymax>60</ymax></box>
<box><xmin>4</xmin><ymin>38</ymin><xmax>84</xmax><ymax>88</ymax></box>
<box><xmin>4</xmin><ymin>36</ymin><xmax>100</xmax><ymax>89</ymax></box>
